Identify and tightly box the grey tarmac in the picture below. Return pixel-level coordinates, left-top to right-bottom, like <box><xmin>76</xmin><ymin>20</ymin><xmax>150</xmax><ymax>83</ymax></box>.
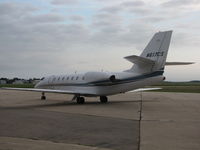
<box><xmin>0</xmin><ymin>90</ymin><xmax>200</xmax><ymax>150</ymax></box>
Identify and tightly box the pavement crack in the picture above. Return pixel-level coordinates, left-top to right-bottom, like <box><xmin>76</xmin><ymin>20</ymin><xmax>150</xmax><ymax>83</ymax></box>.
<box><xmin>138</xmin><ymin>92</ymin><xmax>143</xmax><ymax>150</ymax></box>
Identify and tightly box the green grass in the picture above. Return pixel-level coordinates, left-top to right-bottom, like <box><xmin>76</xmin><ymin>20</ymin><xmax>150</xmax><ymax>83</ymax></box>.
<box><xmin>150</xmin><ymin>81</ymin><xmax>200</xmax><ymax>93</ymax></box>
<box><xmin>0</xmin><ymin>84</ymin><xmax>34</xmax><ymax>88</ymax></box>
<box><xmin>154</xmin><ymin>81</ymin><xmax>200</xmax><ymax>86</ymax></box>
<box><xmin>150</xmin><ymin>86</ymin><xmax>200</xmax><ymax>93</ymax></box>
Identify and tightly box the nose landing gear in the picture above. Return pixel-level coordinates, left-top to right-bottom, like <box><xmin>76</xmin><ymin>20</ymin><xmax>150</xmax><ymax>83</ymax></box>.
<box><xmin>41</xmin><ymin>92</ymin><xmax>46</xmax><ymax>100</ymax></box>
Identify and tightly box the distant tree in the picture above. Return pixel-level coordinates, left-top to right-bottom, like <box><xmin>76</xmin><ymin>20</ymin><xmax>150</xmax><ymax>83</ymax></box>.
<box><xmin>0</xmin><ymin>78</ymin><xmax>8</xmax><ymax>82</ymax></box>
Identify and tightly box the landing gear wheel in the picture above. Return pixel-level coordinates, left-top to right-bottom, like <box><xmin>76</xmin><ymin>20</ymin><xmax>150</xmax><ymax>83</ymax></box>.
<box><xmin>41</xmin><ymin>95</ymin><xmax>46</xmax><ymax>100</ymax></box>
<box><xmin>41</xmin><ymin>92</ymin><xmax>46</xmax><ymax>100</ymax></box>
<box><xmin>100</xmin><ymin>96</ymin><xmax>108</xmax><ymax>103</ymax></box>
<box><xmin>76</xmin><ymin>97</ymin><xmax>85</xmax><ymax>104</ymax></box>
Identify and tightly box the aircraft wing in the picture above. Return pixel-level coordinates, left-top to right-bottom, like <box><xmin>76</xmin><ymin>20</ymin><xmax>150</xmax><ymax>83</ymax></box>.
<box><xmin>0</xmin><ymin>87</ymin><xmax>76</xmax><ymax>94</ymax></box>
<box><xmin>128</xmin><ymin>87</ymin><xmax>162</xmax><ymax>93</ymax></box>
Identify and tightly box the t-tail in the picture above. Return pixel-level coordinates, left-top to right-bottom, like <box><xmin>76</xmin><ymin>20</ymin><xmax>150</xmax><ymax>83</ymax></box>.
<box><xmin>124</xmin><ymin>30</ymin><xmax>173</xmax><ymax>74</ymax></box>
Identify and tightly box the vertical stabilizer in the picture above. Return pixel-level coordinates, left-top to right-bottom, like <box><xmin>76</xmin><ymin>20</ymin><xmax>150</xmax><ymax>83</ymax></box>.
<box><xmin>128</xmin><ymin>31</ymin><xmax>172</xmax><ymax>74</ymax></box>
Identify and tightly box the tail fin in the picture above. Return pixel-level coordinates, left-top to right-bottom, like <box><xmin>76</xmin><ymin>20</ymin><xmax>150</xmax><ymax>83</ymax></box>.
<box><xmin>126</xmin><ymin>30</ymin><xmax>172</xmax><ymax>74</ymax></box>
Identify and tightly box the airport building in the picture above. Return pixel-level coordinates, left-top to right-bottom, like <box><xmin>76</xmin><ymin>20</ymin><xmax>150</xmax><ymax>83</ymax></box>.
<box><xmin>0</xmin><ymin>80</ymin><xmax>7</xmax><ymax>84</ymax></box>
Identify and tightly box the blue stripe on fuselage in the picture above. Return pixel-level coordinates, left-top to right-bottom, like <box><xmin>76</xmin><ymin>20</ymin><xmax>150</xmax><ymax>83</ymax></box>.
<box><xmin>89</xmin><ymin>70</ymin><xmax>164</xmax><ymax>86</ymax></box>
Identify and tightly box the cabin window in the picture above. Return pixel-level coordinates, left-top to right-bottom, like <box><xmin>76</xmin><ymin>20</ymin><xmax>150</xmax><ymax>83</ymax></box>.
<box><xmin>58</xmin><ymin>77</ymin><xmax>60</xmax><ymax>80</ymax></box>
<box><xmin>82</xmin><ymin>76</ymin><xmax>85</xmax><ymax>80</ymax></box>
<box><xmin>71</xmin><ymin>76</ymin><xmax>74</xmax><ymax>80</ymax></box>
<box><xmin>67</xmin><ymin>77</ymin><xmax>69</xmax><ymax>80</ymax></box>
<box><xmin>76</xmin><ymin>76</ymin><xmax>79</xmax><ymax>80</ymax></box>
<box><xmin>62</xmin><ymin>77</ymin><xmax>65</xmax><ymax>80</ymax></box>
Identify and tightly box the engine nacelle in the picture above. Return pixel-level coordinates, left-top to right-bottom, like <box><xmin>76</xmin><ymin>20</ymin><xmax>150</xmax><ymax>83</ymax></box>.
<box><xmin>109</xmin><ymin>75</ymin><xmax>116</xmax><ymax>82</ymax></box>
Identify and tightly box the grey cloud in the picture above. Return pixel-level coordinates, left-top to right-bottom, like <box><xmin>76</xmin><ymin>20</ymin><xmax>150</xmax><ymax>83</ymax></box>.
<box><xmin>90</xmin><ymin>12</ymin><xmax>154</xmax><ymax>48</ymax></box>
<box><xmin>0</xmin><ymin>21</ymin><xmax>91</xmax><ymax>78</ymax></box>
<box><xmin>24</xmin><ymin>13</ymin><xmax>65</xmax><ymax>24</ymax></box>
<box><xmin>1</xmin><ymin>0</ymin><xmax>199</xmax><ymax>80</ymax></box>
<box><xmin>69</xmin><ymin>15</ymin><xmax>84</xmax><ymax>21</ymax></box>
<box><xmin>0</xmin><ymin>19</ymin><xmax>152</xmax><ymax>78</ymax></box>
<box><xmin>99</xmin><ymin>0</ymin><xmax>145</xmax><ymax>13</ymax></box>
<box><xmin>0</xmin><ymin>50</ymin><xmax>71</xmax><ymax>78</ymax></box>
<box><xmin>121</xmin><ymin>0</ymin><xmax>145</xmax><ymax>7</ymax></box>
<box><xmin>122</xmin><ymin>1</ymin><xmax>153</xmax><ymax>15</ymax></box>
<box><xmin>93</xmin><ymin>13</ymin><xmax>123</xmax><ymax>24</ymax></box>
<box><xmin>95</xmin><ymin>13</ymin><xmax>119</xmax><ymax>19</ymax></box>
<box><xmin>120</xmin><ymin>22</ymin><xmax>154</xmax><ymax>48</ymax></box>
<box><xmin>129</xmin><ymin>7</ymin><xmax>152</xmax><ymax>14</ymax></box>
<box><xmin>0</xmin><ymin>2</ymin><xmax>37</xmax><ymax>17</ymax></box>
<box><xmin>0</xmin><ymin>21</ymin><xmax>90</xmax><ymax>53</ymax></box>
<box><xmin>100</xmin><ymin>0</ymin><xmax>153</xmax><ymax>15</ymax></box>
<box><xmin>51</xmin><ymin>0</ymin><xmax>78</xmax><ymax>5</ymax></box>
<box><xmin>100</xmin><ymin>6</ymin><xmax>122</xmax><ymax>13</ymax></box>
<box><xmin>162</xmin><ymin>0</ymin><xmax>200</xmax><ymax>7</ymax></box>
<box><xmin>89</xmin><ymin>11</ymin><xmax>157</xmax><ymax>48</ymax></box>
<box><xmin>0</xmin><ymin>2</ymin><xmax>90</xmax><ymax>70</ymax></box>
<box><xmin>92</xmin><ymin>13</ymin><xmax>124</xmax><ymax>35</ymax></box>
<box><xmin>138</xmin><ymin>16</ymin><xmax>166</xmax><ymax>23</ymax></box>
<box><xmin>95</xmin><ymin>0</ymin><xmax>124</xmax><ymax>3</ymax></box>
<box><xmin>171</xmin><ymin>31</ymin><xmax>200</xmax><ymax>48</ymax></box>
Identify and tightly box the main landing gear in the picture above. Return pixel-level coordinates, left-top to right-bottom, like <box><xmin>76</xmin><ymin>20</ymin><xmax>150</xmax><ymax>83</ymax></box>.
<box><xmin>41</xmin><ymin>94</ymin><xmax>108</xmax><ymax>104</ymax></box>
<box><xmin>100</xmin><ymin>96</ymin><xmax>108</xmax><ymax>103</ymax></box>
<box><xmin>41</xmin><ymin>92</ymin><xmax>46</xmax><ymax>100</ymax></box>
<box><xmin>75</xmin><ymin>96</ymin><xmax>108</xmax><ymax>104</ymax></box>
<box><xmin>76</xmin><ymin>97</ymin><xmax>85</xmax><ymax>104</ymax></box>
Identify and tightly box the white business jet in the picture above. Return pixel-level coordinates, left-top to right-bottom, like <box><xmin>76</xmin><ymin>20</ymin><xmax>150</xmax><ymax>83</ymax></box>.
<box><xmin>2</xmin><ymin>31</ymin><xmax>193</xmax><ymax>104</ymax></box>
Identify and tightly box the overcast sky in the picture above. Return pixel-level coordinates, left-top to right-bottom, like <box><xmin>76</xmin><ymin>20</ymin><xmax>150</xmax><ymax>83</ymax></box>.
<box><xmin>0</xmin><ymin>0</ymin><xmax>200</xmax><ymax>81</ymax></box>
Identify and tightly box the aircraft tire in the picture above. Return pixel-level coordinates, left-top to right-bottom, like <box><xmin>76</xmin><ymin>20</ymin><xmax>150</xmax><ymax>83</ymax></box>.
<box><xmin>77</xmin><ymin>97</ymin><xmax>85</xmax><ymax>104</ymax></box>
<box><xmin>41</xmin><ymin>96</ymin><xmax>46</xmax><ymax>100</ymax></box>
<box><xmin>100</xmin><ymin>96</ymin><xmax>108</xmax><ymax>103</ymax></box>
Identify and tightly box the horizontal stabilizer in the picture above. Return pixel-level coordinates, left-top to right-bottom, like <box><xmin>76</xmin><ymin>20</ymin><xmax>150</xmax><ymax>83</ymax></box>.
<box><xmin>165</xmin><ymin>62</ymin><xmax>195</xmax><ymax>65</ymax></box>
<box><xmin>124</xmin><ymin>55</ymin><xmax>155</xmax><ymax>65</ymax></box>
